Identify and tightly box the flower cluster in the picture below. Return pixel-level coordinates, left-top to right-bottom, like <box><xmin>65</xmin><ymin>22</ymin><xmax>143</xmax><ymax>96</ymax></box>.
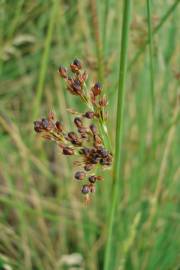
<box><xmin>34</xmin><ymin>59</ymin><xmax>112</xmax><ymax>202</ymax></box>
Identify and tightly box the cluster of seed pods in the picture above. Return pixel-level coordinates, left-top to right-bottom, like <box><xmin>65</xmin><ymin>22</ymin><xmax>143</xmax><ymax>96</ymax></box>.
<box><xmin>34</xmin><ymin>59</ymin><xmax>112</xmax><ymax>202</ymax></box>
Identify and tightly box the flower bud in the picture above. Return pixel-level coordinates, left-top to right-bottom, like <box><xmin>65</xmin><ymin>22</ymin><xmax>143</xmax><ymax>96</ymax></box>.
<box><xmin>88</xmin><ymin>175</ymin><xmax>96</xmax><ymax>183</ymax></box>
<box><xmin>58</xmin><ymin>66</ymin><xmax>67</xmax><ymax>78</ymax></box>
<box><xmin>83</xmin><ymin>111</ymin><xmax>95</xmax><ymax>119</ymax></box>
<box><xmin>74</xmin><ymin>117</ymin><xmax>83</xmax><ymax>128</ymax></box>
<box><xmin>55</xmin><ymin>121</ymin><xmax>63</xmax><ymax>132</ymax></box>
<box><xmin>92</xmin><ymin>82</ymin><xmax>101</xmax><ymax>96</ymax></box>
<box><xmin>74</xmin><ymin>171</ymin><xmax>86</xmax><ymax>180</ymax></box>
<box><xmin>63</xmin><ymin>147</ymin><xmax>74</xmax><ymax>155</ymax></box>
<box><xmin>81</xmin><ymin>184</ymin><xmax>90</xmax><ymax>194</ymax></box>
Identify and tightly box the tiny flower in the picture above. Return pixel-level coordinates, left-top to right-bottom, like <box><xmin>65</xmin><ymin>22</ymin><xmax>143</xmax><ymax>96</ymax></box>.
<box><xmin>81</xmin><ymin>184</ymin><xmax>90</xmax><ymax>194</ymax></box>
<box><xmin>58</xmin><ymin>66</ymin><xmax>67</xmax><ymax>78</ymax></box>
<box><xmin>88</xmin><ymin>175</ymin><xmax>96</xmax><ymax>183</ymax></box>
<box><xmin>92</xmin><ymin>82</ymin><xmax>101</xmax><ymax>96</ymax></box>
<box><xmin>63</xmin><ymin>147</ymin><xmax>74</xmax><ymax>155</ymax></box>
<box><xmin>73</xmin><ymin>58</ymin><xmax>82</xmax><ymax>69</ymax></box>
<box><xmin>84</xmin><ymin>164</ymin><xmax>93</xmax><ymax>171</ymax></box>
<box><xmin>74</xmin><ymin>117</ymin><xmax>83</xmax><ymax>128</ymax></box>
<box><xmin>55</xmin><ymin>120</ymin><xmax>63</xmax><ymax>132</ymax></box>
<box><xmin>74</xmin><ymin>171</ymin><xmax>86</xmax><ymax>180</ymax></box>
<box><xmin>83</xmin><ymin>111</ymin><xmax>95</xmax><ymax>119</ymax></box>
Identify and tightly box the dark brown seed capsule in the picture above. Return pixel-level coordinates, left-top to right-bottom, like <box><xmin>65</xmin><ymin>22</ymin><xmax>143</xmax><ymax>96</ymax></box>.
<box><xmin>74</xmin><ymin>117</ymin><xmax>83</xmax><ymax>128</ymax></box>
<box><xmin>97</xmin><ymin>147</ymin><xmax>108</xmax><ymax>158</ymax></box>
<box><xmin>72</xmin><ymin>79</ymin><xmax>82</xmax><ymax>94</ymax></box>
<box><xmin>80</xmin><ymin>147</ymin><xmax>90</xmax><ymax>156</ymax></box>
<box><xmin>100</xmin><ymin>158</ymin><xmax>111</xmax><ymax>166</ymax></box>
<box><xmin>81</xmin><ymin>184</ymin><xmax>90</xmax><ymax>194</ymax></box>
<box><xmin>55</xmin><ymin>121</ymin><xmax>63</xmax><ymax>132</ymax></box>
<box><xmin>88</xmin><ymin>175</ymin><xmax>96</xmax><ymax>183</ymax></box>
<box><xmin>74</xmin><ymin>171</ymin><xmax>86</xmax><ymax>180</ymax></box>
<box><xmin>92</xmin><ymin>82</ymin><xmax>101</xmax><ymax>96</ymax></box>
<box><xmin>58</xmin><ymin>66</ymin><xmax>67</xmax><ymax>78</ymax></box>
<box><xmin>84</xmin><ymin>164</ymin><xmax>93</xmax><ymax>171</ymax></box>
<box><xmin>91</xmin><ymin>156</ymin><xmax>99</xmax><ymax>164</ymax></box>
<box><xmin>90</xmin><ymin>124</ymin><xmax>97</xmax><ymax>134</ymax></box>
<box><xmin>63</xmin><ymin>147</ymin><xmax>74</xmax><ymax>155</ymax></box>
<box><xmin>34</xmin><ymin>121</ymin><xmax>42</xmax><ymax>133</ymax></box>
<box><xmin>73</xmin><ymin>58</ymin><xmax>82</xmax><ymax>69</ymax></box>
<box><xmin>83</xmin><ymin>111</ymin><xmax>95</xmax><ymax>119</ymax></box>
<box><xmin>68</xmin><ymin>132</ymin><xmax>78</xmax><ymax>141</ymax></box>
<box><xmin>41</xmin><ymin>118</ymin><xmax>49</xmax><ymax>130</ymax></box>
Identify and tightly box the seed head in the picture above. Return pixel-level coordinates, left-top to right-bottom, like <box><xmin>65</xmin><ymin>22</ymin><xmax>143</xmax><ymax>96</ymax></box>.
<box><xmin>58</xmin><ymin>66</ymin><xmax>67</xmax><ymax>78</ymax></box>
<box><xmin>88</xmin><ymin>175</ymin><xmax>96</xmax><ymax>183</ymax></box>
<box><xmin>34</xmin><ymin>121</ymin><xmax>42</xmax><ymax>133</ymax></box>
<box><xmin>74</xmin><ymin>117</ymin><xmax>83</xmax><ymax>128</ymax></box>
<box><xmin>92</xmin><ymin>82</ymin><xmax>101</xmax><ymax>96</ymax></box>
<box><xmin>73</xmin><ymin>58</ymin><xmax>82</xmax><ymax>69</ymax></box>
<box><xmin>84</xmin><ymin>164</ymin><xmax>93</xmax><ymax>171</ymax></box>
<box><xmin>63</xmin><ymin>147</ymin><xmax>74</xmax><ymax>155</ymax></box>
<box><xmin>55</xmin><ymin>120</ymin><xmax>63</xmax><ymax>132</ymax></box>
<box><xmin>74</xmin><ymin>171</ymin><xmax>86</xmax><ymax>180</ymax></box>
<box><xmin>81</xmin><ymin>184</ymin><xmax>90</xmax><ymax>194</ymax></box>
<box><xmin>83</xmin><ymin>111</ymin><xmax>95</xmax><ymax>119</ymax></box>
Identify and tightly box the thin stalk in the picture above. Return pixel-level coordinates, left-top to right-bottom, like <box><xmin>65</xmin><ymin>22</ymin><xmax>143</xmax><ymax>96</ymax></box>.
<box><xmin>102</xmin><ymin>0</ymin><xmax>110</xmax><ymax>56</ymax></box>
<box><xmin>103</xmin><ymin>1</ymin><xmax>132</xmax><ymax>269</ymax></box>
<box><xmin>90</xmin><ymin>0</ymin><xmax>104</xmax><ymax>82</ymax></box>
<box><xmin>146</xmin><ymin>0</ymin><xmax>155</xmax><ymax>115</ymax></box>
<box><xmin>128</xmin><ymin>0</ymin><xmax>179</xmax><ymax>70</ymax></box>
<box><xmin>33</xmin><ymin>0</ymin><xmax>58</xmax><ymax>120</ymax></box>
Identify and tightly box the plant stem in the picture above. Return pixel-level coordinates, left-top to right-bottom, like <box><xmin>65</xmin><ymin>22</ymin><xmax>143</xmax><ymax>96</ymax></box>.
<box><xmin>33</xmin><ymin>0</ymin><xmax>58</xmax><ymax>120</ymax></box>
<box><xmin>146</xmin><ymin>0</ymin><xmax>155</xmax><ymax>115</ymax></box>
<box><xmin>90</xmin><ymin>0</ymin><xmax>104</xmax><ymax>82</ymax></box>
<box><xmin>103</xmin><ymin>1</ymin><xmax>132</xmax><ymax>269</ymax></box>
<box><xmin>128</xmin><ymin>0</ymin><xmax>179</xmax><ymax>70</ymax></box>
<box><xmin>102</xmin><ymin>0</ymin><xmax>110</xmax><ymax>56</ymax></box>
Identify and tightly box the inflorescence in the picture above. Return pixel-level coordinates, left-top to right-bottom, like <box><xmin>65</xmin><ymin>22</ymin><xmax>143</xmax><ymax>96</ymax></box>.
<box><xmin>34</xmin><ymin>59</ymin><xmax>112</xmax><ymax>203</ymax></box>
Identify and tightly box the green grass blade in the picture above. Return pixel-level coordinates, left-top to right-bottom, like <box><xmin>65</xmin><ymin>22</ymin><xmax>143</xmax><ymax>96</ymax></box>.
<box><xmin>32</xmin><ymin>0</ymin><xmax>58</xmax><ymax>120</ymax></box>
<box><xmin>128</xmin><ymin>0</ymin><xmax>179</xmax><ymax>69</ymax></box>
<box><xmin>103</xmin><ymin>1</ymin><xmax>132</xmax><ymax>269</ymax></box>
<box><xmin>146</xmin><ymin>0</ymin><xmax>155</xmax><ymax>115</ymax></box>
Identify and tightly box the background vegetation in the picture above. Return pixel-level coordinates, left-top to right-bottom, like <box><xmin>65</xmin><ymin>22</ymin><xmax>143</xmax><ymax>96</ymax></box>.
<box><xmin>0</xmin><ymin>0</ymin><xmax>179</xmax><ymax>269</ymax></box>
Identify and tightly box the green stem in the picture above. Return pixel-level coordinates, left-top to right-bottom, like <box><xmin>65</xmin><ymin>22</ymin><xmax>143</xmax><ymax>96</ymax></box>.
<box><xmin>147</xmin><ymin>0</ymin><xmax>155</xmax><ymax>115</ymax></box>
<box><xmin>103</xmin><ymin>0</ymin><xmax>110</xmax><ymax>56</ymax></box>
<box><xmin>128</xmin><ymin>0</ymin><xmax>179</xmax><ymax>70</ymax></box>
<box><xmin>33</xmin><ymin>0</ymin><xmax>58</xmax><ymax>120</ymax></box>
<box><xmin>103</xmin><ymin>0</ymin><xmax>132</xmax><ymax>269</ymax></box>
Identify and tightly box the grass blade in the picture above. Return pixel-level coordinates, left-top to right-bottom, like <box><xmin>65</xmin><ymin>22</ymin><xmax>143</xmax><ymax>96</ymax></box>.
<box><xmin>128</xmin><ymin>0</ymin><xmax>179</xmax><ymax>69</ymax></box>
<box><xmin>33</xmin><ymin>0</ymin><xmax>58</xmax><ymax>120</ymax></box>
<box><xmin>146</xmin><ymin>0</ymin><xmax>155</xmax><ymax>115</ymax></box>
<box><xmin>103</xmin><ymin>1</ymin><xmax>132</xmax><ymax>269</ymax></box>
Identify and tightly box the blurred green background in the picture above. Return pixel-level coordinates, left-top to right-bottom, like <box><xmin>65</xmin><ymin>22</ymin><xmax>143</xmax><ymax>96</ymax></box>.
<box><xmin>0</xmin><ymin>0</ymin><xmax>179</xmax><ymax>269</ymax></box>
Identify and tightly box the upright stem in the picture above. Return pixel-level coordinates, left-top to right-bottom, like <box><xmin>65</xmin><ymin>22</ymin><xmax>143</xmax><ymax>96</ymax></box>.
<box><xmin>33</xmin><ymin>0</ymin><xmax>58</xmax><ymax>120</ymax></box>
<box><xmin>103</xmin><ymin>1</ymin><xmax>132</xmax><ymax>269</ymax></box>
<box><xmin>147</xmin><ymin>0</ymin><xmax>155</xmax><ymax>115</ymax></box>
<box><xmin>128</xmin><ymin>0</ymin><xmax>179</xmax><ymax>69</ymax></box>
